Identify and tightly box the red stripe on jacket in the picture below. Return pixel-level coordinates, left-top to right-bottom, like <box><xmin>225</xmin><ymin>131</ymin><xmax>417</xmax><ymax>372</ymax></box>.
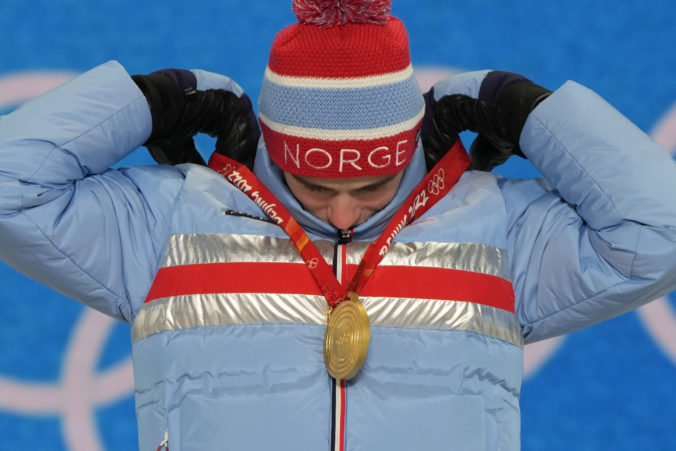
<box><xmin>145</xmin><ymin>262</ymin><xmax>515</xmax><ymax>313</ymax></box>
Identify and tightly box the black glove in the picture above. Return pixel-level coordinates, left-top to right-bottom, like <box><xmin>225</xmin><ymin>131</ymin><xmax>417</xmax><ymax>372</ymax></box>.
<box><xmin>421</xmin><ymin>88</ymin><xmax>479</xmax><ymax>171</ymax></box>
<box><xmin>422</xmin><ymin>71</ymin><xmax>551</xmax><ymax>171</ymax></box>
<box><xmin>132</xmin><ymin>69</ymin><xmax>260</xmax><ymax>170</ymax></box>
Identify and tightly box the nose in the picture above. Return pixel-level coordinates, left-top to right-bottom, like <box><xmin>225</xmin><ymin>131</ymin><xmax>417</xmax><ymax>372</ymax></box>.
<box><xmin>327</xmin><ymin>195</ymin><xmax>361</xmax><ymax>230</ymax></box>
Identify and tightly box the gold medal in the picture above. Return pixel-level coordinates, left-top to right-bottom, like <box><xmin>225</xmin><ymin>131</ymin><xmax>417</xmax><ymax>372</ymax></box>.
<box><xmin>323</xmin><ymin>292</ymin><xmax>370</xmax><ymax>380</ymax></box>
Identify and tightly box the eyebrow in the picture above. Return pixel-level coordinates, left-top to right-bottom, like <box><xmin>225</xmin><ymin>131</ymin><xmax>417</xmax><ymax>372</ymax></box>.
<box><xmin>291</xmin><ymin>173</ymin><xmax>400</xmax><ymax>193</ymax></box>
<box><xmin>352</xmin><ymin>174</ymin><xmax>400</xmax><ymax>193</ymax></box>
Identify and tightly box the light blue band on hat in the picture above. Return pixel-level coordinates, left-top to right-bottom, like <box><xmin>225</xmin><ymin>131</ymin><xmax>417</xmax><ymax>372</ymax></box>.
<box><xmin>258</xmin><ymin>74</ymin><xmax>424</xmax><ymax>130</ymax></box>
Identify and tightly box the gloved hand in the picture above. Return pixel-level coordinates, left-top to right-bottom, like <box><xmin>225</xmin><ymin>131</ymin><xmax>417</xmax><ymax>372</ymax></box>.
<box><xmin>421</xmin><ymin>88</ymin><xmax>477</xmax><ymax>171</ymax></box>
<box><xmin>132</xmin><ymin>69</ymin><xmax>260</xmax><ymax>169</ymax></box>
<box><xmin>422</xmin><ymin>71</ymin><xmax>551</xmax><ymax>171</ymax></box>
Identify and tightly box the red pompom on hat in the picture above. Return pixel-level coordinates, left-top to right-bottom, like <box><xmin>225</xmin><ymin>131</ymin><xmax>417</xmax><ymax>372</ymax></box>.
<box><xmin>292</xmin><ymin>0</ymin><xmax>391</xmax><ymax>27</ymax></box>
<box><xmin>258</xmin><ymin>0</ymin><xmax>424</xmax><ymax>178</ymax></box>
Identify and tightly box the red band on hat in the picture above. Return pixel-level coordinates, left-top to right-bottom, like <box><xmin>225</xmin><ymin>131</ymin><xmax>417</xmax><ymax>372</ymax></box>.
<box><xmin>261</xmin><ymin>119</ymin><xmax>422</xmax><ymax>177</ymax></box>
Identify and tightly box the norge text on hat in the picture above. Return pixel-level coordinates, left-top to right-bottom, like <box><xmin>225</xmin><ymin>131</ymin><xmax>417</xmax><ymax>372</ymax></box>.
<box><xmin>258</xmin><ymin>0</ymin><xmax>425</xmax><ymax>178</ymax></box>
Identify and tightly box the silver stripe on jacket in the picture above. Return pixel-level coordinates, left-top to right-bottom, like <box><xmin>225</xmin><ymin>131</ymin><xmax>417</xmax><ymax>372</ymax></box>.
<box><xmin>160</xmin><ymin>233</ymin><xmax>511</xmax><ymax>281</ymax></box>
<box><xmin>132</xmin><ymin>234</ymin><xmax>522</xmax><ymax>347</ymax></box>
<box><xmin>132</xmin><ymin>292</ymin><xmax>523</xmax><ymax>347</ymax></box>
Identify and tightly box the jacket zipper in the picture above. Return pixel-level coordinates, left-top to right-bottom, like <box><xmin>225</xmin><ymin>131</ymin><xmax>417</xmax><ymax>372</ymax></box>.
<box><xmin>330</xmin><ymin>229</ymin><xmax>352</xmax><ymax>451</ymax></box>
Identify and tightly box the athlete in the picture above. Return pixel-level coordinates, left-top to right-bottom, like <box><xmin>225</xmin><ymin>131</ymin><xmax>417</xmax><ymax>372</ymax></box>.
<box><xmin>1</xmin><ymin>1</ymin><xmax>676</xmax><ymax>450</ymax></box>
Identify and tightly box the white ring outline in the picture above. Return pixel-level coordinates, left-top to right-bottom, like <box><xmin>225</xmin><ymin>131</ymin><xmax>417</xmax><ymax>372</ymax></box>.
<box><xmin>634</xmin><ymin>101</ymin><xmax>676</xmax><ymax>366</ymax></box>
<box><xmin>0</xmin><ymin>309</ymin><xmax>133</xmax><ymax>451</ymax></box>
<box><xmin>0</xmin><ymin>72</ymin><xmax>75</xmax><ymax>107</ymax></box>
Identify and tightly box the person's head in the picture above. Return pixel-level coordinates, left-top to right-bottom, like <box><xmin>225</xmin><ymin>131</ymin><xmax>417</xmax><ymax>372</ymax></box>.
<box><xmin>282</xmin><ymin>171</ymin><xmax>404</xmax><ymax>230</ymax></box>
<box><xmin>258</xmin><ymin>0</ymin><xmax>424</xmax><ymax>229</ymax></box>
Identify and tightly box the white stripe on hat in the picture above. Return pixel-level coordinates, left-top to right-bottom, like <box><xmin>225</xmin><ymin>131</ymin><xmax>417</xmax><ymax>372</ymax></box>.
<box><xmin>258</xmin><ymin>105</ymin><xmax>424</xmax><ymax>141</ymax></box>
<box><xmin>264</xmin><ymin>64</ymin><xmax>415</xmax><ymax>89</ymax></box>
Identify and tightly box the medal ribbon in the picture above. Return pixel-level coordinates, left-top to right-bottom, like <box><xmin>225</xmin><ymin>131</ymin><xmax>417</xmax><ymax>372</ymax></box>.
<box><xmin>208</xmin><ymin>140</ymin><xmax>470</xmax><ymax>308</ymax></box>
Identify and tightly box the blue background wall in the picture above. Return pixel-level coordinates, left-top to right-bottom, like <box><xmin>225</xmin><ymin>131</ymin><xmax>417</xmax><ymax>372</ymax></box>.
<box><xmin>1</xmin><ymin>0</ymin><xmax>675</xmax><ymax>449</ymax></box>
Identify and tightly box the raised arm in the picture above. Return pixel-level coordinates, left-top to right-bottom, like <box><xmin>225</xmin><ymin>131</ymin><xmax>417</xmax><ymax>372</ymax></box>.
<box><xmin>0</xmin><ymin>61</ymin><xmax>175</xmax><ymax>322</ymax></box>
<box><xmin>0</xmin><ymin>61</ymin><xmax>255</xmax><ymax>322</ymax></box>
<box><xmin>425</xmin><ymin>70</ymin><xmax>676</xmax><ymax>342</ymax></box>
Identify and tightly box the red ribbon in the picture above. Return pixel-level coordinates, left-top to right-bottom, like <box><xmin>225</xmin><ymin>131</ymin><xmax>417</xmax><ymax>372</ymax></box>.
<box><xmin>208</xmin><ymin>140</ymin><xmax>470</xmax><ymax>308</ymax></box>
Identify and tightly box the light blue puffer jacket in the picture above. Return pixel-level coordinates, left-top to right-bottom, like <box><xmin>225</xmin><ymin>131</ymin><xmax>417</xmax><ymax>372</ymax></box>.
<box><xmin>1</xmin><ymin>61</ymin><xmax>676</xmax><ymax>450</ymax></box>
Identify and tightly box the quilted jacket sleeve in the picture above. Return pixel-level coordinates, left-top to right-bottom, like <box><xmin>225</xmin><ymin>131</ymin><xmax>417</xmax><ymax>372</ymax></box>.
<box><xmin>500</xmin><ymin>82</ymin><xmax>676</xmax><ymax>343</ymax></box>
<box><xmin>430</xmin><ymin>71</ymin><xmax>676</xmax><ymax>343</ymax></box>
<box><xmin>0</xmin><ymin>61</ymin><xmax>183</xmax><ymax>323</ymax></box>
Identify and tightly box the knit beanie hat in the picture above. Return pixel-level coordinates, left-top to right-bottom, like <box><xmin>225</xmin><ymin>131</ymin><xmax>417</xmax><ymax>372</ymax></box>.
<box><xmin>258</xmin><ymin>0</ymin><xmax>425</xmax><ymax>178</ymax></box>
